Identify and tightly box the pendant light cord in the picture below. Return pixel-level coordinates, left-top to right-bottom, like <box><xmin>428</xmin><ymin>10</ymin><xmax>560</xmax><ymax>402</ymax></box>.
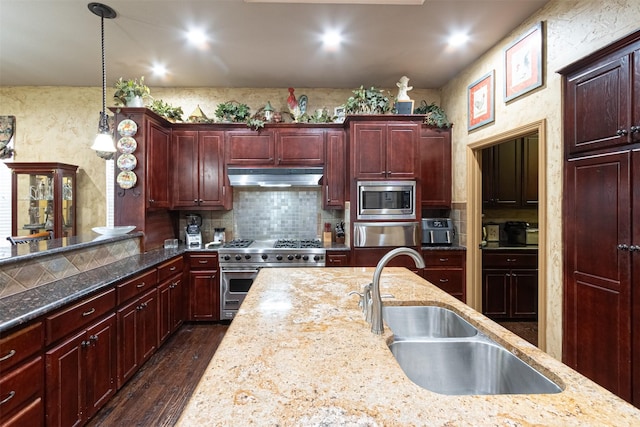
<box><xmin>101</xmin><ymin>12</ymin><xmax>106</xmax><ymax>126</ymax></box>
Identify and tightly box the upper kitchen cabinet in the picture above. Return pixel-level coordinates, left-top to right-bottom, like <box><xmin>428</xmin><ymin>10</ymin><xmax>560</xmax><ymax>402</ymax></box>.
<box><xmin>7</xmin><ymin>162</ymin><xmax>77</xmax><ymax>239</ymax></box>
<box><xmin>111</xmin><ymin>108</ymin><xmax>174</xmax><ymax>250</ymax></box>
<box><xmin>225</xmin><ymin>126</ymin><xmax>325</xmax><ymax>167</ymax></box>
<box><xmin>561</xmin><ymin>30</ymin><xmax>640</xmax><ymax>155</ymax></box>
<box><xmin>323</xmin><ymin>130</ymin><xmax>347</xmax><ymax>209</ymax></box>
<box><xmin>349</xmin><ymin>117</ymin><xmax>420</xmax><ymax>180</ymax></box>
<box><xmin>419</xmin><ymin>126</ymin><xmax>452</xmax><ymax>208</ymax></box>
<box><xmin>172</xmin><ymin>129</ymin><xmax>231</xmax><ymax>209</ymax></box>
<box><xmin>483</xmin><ymin>135</ymin><xmax>538</xmax><ymax>208</ymax></box>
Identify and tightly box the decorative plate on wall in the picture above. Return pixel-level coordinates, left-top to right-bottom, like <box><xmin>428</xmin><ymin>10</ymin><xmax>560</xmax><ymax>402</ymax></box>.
<box><xmin>117</xmin><ymin>119</ymin><xmax>138</xmax><ymax>137</ymax></box>
<box><xmin>117</xmin><ymin>153</ymin><xmax>137</xmax><ymax>171</ymax></box>
<box><xmin>116</xmin><ymin>170</ymin><xmax>137</xmax><ymax>189</ymax></box>
<box><xmin>117</xmin><ymin>136</ymin><xmax>137</xmax><ymax>153</ymax></box>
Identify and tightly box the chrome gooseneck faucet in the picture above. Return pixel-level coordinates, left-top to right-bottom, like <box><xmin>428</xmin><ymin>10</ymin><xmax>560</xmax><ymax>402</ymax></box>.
<box><xmin>369</xmin><ymin>247</ymin><xmax>425</xmax><ymax>334</ymax></box>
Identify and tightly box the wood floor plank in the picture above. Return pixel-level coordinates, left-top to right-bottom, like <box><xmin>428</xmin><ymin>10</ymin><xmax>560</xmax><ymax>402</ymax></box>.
<box><xmin>87</xmin><ymin>323</ymin><xmax>228</xmax><ymax>426</ymax></box>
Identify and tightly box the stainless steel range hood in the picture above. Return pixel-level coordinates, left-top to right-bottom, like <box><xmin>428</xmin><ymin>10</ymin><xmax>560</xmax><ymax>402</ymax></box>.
<box><xmin>227</xmin><ymin>167</ymin><xmax>323</xmax><ymax>187</ymax></box>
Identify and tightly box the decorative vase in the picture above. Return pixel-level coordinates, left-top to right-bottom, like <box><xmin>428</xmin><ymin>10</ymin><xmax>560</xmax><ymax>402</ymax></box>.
<box><xmin>126</xmin><ymin>96</ymin><xmax>144</xmax><ymax>107</ymax></box>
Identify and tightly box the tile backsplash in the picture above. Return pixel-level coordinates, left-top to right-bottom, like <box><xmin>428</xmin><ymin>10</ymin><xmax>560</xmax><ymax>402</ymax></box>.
<box><xmin>179</xmin><ymin>188</ymin><xmax>344</xmax><ymax>242</ymax></box>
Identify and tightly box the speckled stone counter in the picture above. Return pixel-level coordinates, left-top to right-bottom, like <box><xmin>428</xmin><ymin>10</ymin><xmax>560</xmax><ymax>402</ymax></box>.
<box><xmin>177</xmin><ymin>267</ymin><xmax>639</xmax><ymax>426</ymax></box>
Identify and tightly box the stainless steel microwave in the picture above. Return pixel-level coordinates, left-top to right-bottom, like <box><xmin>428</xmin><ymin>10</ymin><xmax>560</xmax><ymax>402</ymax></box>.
<box><xmin>357</xmin><ymin>180</ymin><xmax>416</xmax><ymax>220</ymax></box>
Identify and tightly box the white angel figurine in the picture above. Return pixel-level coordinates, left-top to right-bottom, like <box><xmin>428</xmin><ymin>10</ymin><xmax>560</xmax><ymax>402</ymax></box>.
<box><xmin>396</xmin><ymin>76</ymin><xmax>413</xmax><ymax>101</ymax></box>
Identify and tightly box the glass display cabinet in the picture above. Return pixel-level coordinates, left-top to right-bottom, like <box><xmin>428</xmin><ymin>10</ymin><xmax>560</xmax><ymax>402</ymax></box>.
<box><xmin>6</xmin><ymin>162</ymin><xmax>78</xmax><ymax>238</ymax></box>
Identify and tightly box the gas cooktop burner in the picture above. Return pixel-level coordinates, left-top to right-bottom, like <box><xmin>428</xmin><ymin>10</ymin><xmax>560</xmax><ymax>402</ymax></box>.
<box><xmin>274</xmin><ymin>239</ymin><xmax>323</xmax><ymax>249</ymax></box>
<box><xmin>223</xmin><ymin>239</ymin><xmax>254</xmax><ymax>248</ymax></box>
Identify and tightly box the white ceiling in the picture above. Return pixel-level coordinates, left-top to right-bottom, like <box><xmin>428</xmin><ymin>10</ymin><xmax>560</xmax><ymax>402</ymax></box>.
<box><xmin>0</xmin><ymin>0</ymin><xmax>548</xmax><ymax>89</ymax></box>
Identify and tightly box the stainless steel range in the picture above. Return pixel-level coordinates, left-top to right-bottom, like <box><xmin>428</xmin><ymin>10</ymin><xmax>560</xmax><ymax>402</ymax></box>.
<box><xmin>219</xmin><ymin>239</ymin><xmax>325</xmax><ymax>319</ymax></box>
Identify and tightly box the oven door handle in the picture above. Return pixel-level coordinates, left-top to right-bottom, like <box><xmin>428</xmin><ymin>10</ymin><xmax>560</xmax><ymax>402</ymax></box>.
<box><xmin>221</xmin><ymin>268</ymin><xmax>261</xmax><ymax>274</ymax></box>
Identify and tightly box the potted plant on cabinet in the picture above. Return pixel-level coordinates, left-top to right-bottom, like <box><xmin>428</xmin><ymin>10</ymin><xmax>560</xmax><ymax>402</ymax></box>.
<box><xmin>113</xmin><ymin>76</ymin><xmax>152</xmax><ymax>107</ymax></box>
<box><xmin>344</xmin><ymin>85</ymin><xmax>391</xmax><ymax>115</ymax></box>
<box><xmin>149</xmin><ymin>99</ymin><xmax>184</xmax><ymax>122</ymax></box>
<box><xmin>414</xmin><ymin>100</ymin><xmax>452</xmax><ymax>128</ymax></box>
<box><xmin>214</xmin><ymin>101</ymin><xmax>251</xmax><ymax>123</ymax></box>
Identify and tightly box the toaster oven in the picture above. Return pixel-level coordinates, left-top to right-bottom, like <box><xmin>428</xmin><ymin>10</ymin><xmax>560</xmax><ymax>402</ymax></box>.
<box><xmin>421</xmin><ymin>218</ymin><xmax>455</xmax><ymax>245</ymax></box>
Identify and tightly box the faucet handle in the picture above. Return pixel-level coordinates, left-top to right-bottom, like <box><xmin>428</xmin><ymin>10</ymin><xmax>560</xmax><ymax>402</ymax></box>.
<box><xmin>347</xmin><ymin>290</ymin><xmax>364</xmax><ymax>311</ymax></box>
<box><xmin>363</xmin><ymin>283</ymin><xmax>373</xmax><ymax>324</ymax></box>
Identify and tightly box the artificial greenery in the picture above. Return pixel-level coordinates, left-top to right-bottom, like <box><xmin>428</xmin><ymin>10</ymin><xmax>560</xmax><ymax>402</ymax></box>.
<box><xmin>414</xmin><ymin>100</ymin><xmax>452</xmax><ymax>128</ymax></box>
<box><xmin>246</xmin><ymin>117</ymin><xmax>266</xmax><ymax>131</ymax></box>
<box><xmin>344</xmin><ymin>86</ymin><xmax>391</xmax><ymax>115</ymax></box>
<box><xmin>113</xmin><ymin>76</ymin><xmax>152</xmax><ymax>106</ymax></box>
<box><xmin>149</xmin><ymin>99</ymin><xmax>184</xmax><ymax>122</ymax></box>
<box><xmin>295</xmin><ymin>108</ymin><xmax>337</xmax><ymax>124</ymax></box>
<box><xmin>214</xmin><ymin>101</ymin><xmax>251</xmax><ymax>123</ymax></box>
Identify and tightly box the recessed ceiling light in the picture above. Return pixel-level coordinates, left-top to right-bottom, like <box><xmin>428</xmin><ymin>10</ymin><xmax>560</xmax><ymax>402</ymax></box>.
<box><xmin>186</xmin><ymin>28</ymin><xmax>209</xmax><ymax>49</ymax></box>
<box><xmin>152</xmin><ymin>64</ymin><xmax>167</xmax><ymax>77</ymax></box>
<box><xmin>322</xmin><ymin>31</ymin><xmax>342</xmax><ymax>51</ymax></box>
<box><xmin>448</xmin><ymin>32</ymin><xmax>469</xmax><ymax>47</ymax></box>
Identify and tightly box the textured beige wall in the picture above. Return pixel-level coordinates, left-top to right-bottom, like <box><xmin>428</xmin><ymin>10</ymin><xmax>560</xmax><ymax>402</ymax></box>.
<box><xmin>440</xmin><ymin>0</ymin><xmax>639</xmax><ymax>358</ymax></box>
<box><xmin>0</xmin><ymin>86</ymin><xmax>438</xmax><ymax>237</ymax></box>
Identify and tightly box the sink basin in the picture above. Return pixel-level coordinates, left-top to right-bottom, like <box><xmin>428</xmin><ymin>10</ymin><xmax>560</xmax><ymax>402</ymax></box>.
<box><xmin>383</xmin><ymin>305</ymin><xmax>478</xmax><ymax>339</ymax></box>
<box><xmin>389</xmin><ymin>339</ymin><xmax>562</xmax><ymax>395</ymax></box>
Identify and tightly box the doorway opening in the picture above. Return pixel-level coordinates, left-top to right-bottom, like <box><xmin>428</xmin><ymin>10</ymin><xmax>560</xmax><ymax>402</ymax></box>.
<box><xmin>466</xmin><ymin>120</ymin><xmax>547</xmax><ymax>350</ymax></box>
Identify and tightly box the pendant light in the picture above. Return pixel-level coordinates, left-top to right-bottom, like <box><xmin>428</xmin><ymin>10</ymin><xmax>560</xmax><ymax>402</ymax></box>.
<box><xmin>88</xmin><ymin>2</ymin><xmax>117</xmax><ymax>154</ymax></box>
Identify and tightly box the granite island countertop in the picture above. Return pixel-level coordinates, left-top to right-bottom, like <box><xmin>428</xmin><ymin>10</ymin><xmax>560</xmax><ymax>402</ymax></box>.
<box><xmin>177</xmin><ymin>267</ymin><xmax>639</xmax><ymax>426</ymax></box>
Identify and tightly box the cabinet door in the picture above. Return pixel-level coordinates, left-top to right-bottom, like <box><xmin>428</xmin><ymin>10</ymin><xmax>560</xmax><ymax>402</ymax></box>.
<box><xmin>563</xmin><ymin>150</ymin><xmax>632</xmax><ymax>400</ymax></box>
<box><xmin>323</xmin><ymin>130</ymin><xmax>346</xmax><ymax>208</ymax></box>
<box><xmin>146</xmin><ymin>120</ymin><xmax>172</xmax><ymax>208</ymax></box>
<box><xmin>189</xmin><ymin>270</ymin><xmax>220</xmax><ymax>321</ymax></box>
<box><xmin>169</xmin><ymin>277</ymin><xmax>185</xmax><ymax>333</ymax></box>
<box><xmin>276</xmin><ymin>129</ymin><xmax>325</xmax><ymax>166</ymax></box>
<box><xmin>522</xmin><ymin>135</ymin><xmax>539</xmax><ymax>206</ymax></box>
<box><xmin>492</xmin><ymin>140</ymin><xmax>520</xmax><ymax>206</ymax></box>
<box><xmin>172</xmin><ymin>130</ymin><xmax>199</xmax><ymax>208</ymax></box>
<box><xmin>386</xmin><ymin>123</ymin><xmax>418</xmax><ymax>178</ymax></box>
<box><xmin>45</xmin><ymin>329</ymin><xmax>84</xmax><ymax>427</ymax></box>
<box><xmin>510</xmin><ymin>269</ymin><xmax>538</xmax><ymax>319</ymax></box>
<box><xmin>482</xmin><ymin>269</ymin><xmax>509</xmax><ymax>319</ymax></box>
<box><xmin>199</xmin><ymin>131</ymin><xmax>228</xmax><ymax>207</ymax></box>
<box><xmin>419</xmin><ymin>127</ymin><xmax>451</xmax><ymax>207</ymax></box>
<box><xmin>565</xmin><ymin>54</ymin><xmax>632</xmax><ymax>155</ymax></box>
<box><xmin>225</xmin><ymin>131</ymin><xmax>275</xmax><ymax>166</ymax></box>
<box><xmin>116</xmin><ymin>298</ymin><xmax>140</xmax><ymax>388</ymax></box>
<box><xmin>158</xmin><ymin>276</ymin><xmax>184</xmax><ymax>344</ymax></box>
<box><xmin>84</xmin><ymin>314</ymin><xmax>116</xmax><ymax>420</ymax></box>
<box><xmin>351</xmin><ymin>123</ymin><xmax>386</xmax><ymax>179</ymax></box>
<box><xmin>138</xmin><ymin>288</ymin><xmax>158</xmax><ymax>364</ymax></box>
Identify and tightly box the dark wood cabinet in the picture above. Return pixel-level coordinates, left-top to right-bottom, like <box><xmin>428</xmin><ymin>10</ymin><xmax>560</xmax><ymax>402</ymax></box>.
<box><xmin>418</xmin><ymin>127</ymin><xmax>451</xmax><ymax>208</ymax></box>
<box><xmin>482</xmin><ymin>250</ymin><xmax>537</xmax><ymax>320</ymax></box>
<box><xmin>275</xmin><ymin>128</ymin><xmax>325</xmax><ymax>166</ymax></box>
<box><xmin>326</xmin><ymin>250</ymin><xmax>350</xmax><ymax>266</ymax></box>
<box><xmin>188</xmin><ymin>253</ymin><xmax>220</xmax><ymax>321</ymax></box>
<box><xmin>483</xmin><ymin>136</ymin><xmax>538</xmax><ymax>208</ymax></box>
<box><xmin>157</xmin><ymin>257</ymin><xmax>185</xmax><ymax>345</ymax></box>
<box><xmin>225</xmin><ymin>130</ymin><xmax>275</xmax><ymax>165</ymax></box>
<box><xmin>111</xmin><ymin>108</ymin><xmax>174</xmax><ymax>250</ymax></box>
<box><xmin>350</xmin><ymin>120</ymin><xmax>419</xmax><ymax>180</ymax></box>
<box><xmin>45</xmin><ymin>313</ymin><xmax>117</xmax><ymax>427</ymax></box>
<box><xmin>422</xmin><ymin>249</ymin><xmax>466</xmax><ymax>302</ymax></box>
<box><xmin>172</xmin><ymin>130</ymin><xmax>230</xmax><ymax>209</ymax></box>
<box><xmin>323</xmin><ymin>130</ymin><xmax>347</xmax><ymax>208</ymax></box>
<box><xmin>560</xmin><ymin>30</ymin><xmax>640</xmax><ymax>407</ymax></box>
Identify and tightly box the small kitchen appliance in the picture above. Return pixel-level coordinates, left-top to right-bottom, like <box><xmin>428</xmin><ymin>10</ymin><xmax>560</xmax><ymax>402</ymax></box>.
<box><xmin>504</xmin><ymin>221</ymin><xmax>528</xmax><ymax>246</ymax></box>
<box><xmin>185</xmin><ymin>214</ymin><xmax>202</xmax><ymax>248</ymax></box>
<box><xmin>421</xmin><ymin>218</ymin><xmax>455</xmax><ymax>245</ymax></box>
<box><xmin>213</xmin><ymin>227</ymin><xmax>226</xmax><ymax>244</ymax></box>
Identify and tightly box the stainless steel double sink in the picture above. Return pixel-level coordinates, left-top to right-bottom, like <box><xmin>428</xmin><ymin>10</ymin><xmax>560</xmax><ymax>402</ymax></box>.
<box><xmin>383</xmin><ymin>305</ymin><xmax>563</xmax><ymax>395</ymax></box>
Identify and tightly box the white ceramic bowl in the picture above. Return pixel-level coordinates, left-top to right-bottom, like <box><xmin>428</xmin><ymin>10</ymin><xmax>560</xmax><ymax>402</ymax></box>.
<box><xmin>92</xmin><ymin>225</ymin><xmax>136</xmax><ymax>235</ymax></box>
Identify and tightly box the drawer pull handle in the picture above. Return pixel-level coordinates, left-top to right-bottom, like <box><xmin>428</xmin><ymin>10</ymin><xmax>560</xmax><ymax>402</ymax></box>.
<box><xmin>1</xmin><ymin>390</ymin><xmax>16</xmax><ymax>405</ymax></box>
<box><xmin>439</xmin><ymin>258</ymin><xmax>449</xmax><ymax>262</ymax></box>
<box><xmin>198</xmin><ymin>260</ymin><xmax>208</xmax><ymax>264</ymax></box>
<box><xmin>136</xmin><ymin>282</ymin><xmax>146</xmax><ymax>288</ymax></box>
<box><xmin>439</xmin><ymin>278</ymin><xmax>449</xmax><ymax>283</ymax></box>
<box><xmin>0</xmin><ymin>349</ymin><xmax>16</xmax><ymax>362</ymax></box>
<box><xmin>82</xmin><ymin>308</ymin><xmax>96</xmax><ymax>317</ymax></box>
<box><xmin>169</xmin><ymin>266</ymin><xmax>176</xmax><ymax>271</ymax></box>
<box><xmin>507</xmin><ymin>258</ymin><xmax>516</xmax><ymax>262</ymax></box>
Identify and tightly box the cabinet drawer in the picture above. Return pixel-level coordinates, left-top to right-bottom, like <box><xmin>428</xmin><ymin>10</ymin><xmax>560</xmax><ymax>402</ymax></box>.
<box><xmin>0</xmin><ymin>396</ymin><xmax>43</xmax><ymax>427</ymax></box>
<box><xmin>189</xmin><ymin>254</ymin><xmax>218</xmax><ymax>269</ymax></box>
<box><xmin>0</xmin><ymin>356</ymin><xmax>43</xmax><ymax>422</ymax></box>
<box><xmin>157</xmin><ymin>256</ymin><xmax>184</xmax><ymax>282</ymax></box>
<box><xmin>46</xmin><ymin>288</ymin><xmax>115</xmax><ymax>345</ymax></box>
<box><xmin>0</xmin><ymin>322</ymin><xmax>44</xmax><ymax>371</ymax></box>
<box><xmin>483</xmin><ymin>252</ymin><xmax>537</xmax><ymax>269</ymax></box>
<box><xmin>117</xmin><ymin>269</ymin><xmax>158</xmax><ymax>305</ymax></box>
<box><xmin>423</xmin><ymin>269</ymin><xmax>464</xmax><ymax>295</ymax></box>
<box><xmin>423</xmin><ymin>250</ymin><xmax>465</xmax><ymax>267</ymax></box>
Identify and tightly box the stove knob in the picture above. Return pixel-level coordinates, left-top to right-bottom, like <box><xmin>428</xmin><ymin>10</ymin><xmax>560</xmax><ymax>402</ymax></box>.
<box><xmin>235</xmin><ymin>255</ymin><xmax>242</xmax><ymax>261</ymax></box>
<box><xmin>313</xmin><ymin>255</ymin><xmax>321</xmax><ymax>261</ymax></box>
<box><xmin>276</xmin><ymin>255</ymin><xmax>283</xmax><ymax>261</ymax></box>
<box><xmin>223</xmin><ymin>255</ymin><xmax>231</xmax><ymax>261</ymax></box>
<box><xmin>287</xmin><ymin>254</ymin><xmax>294</xmax><ymax>261</ymax></box>
<box><xmin>261</xmin><ymin>254</ymin><xmax>268</xmax><ymax>260</ymax></box>
<box><xmin>245</xmin><ymin>254</ymin><xmax>252</xmax><ymax>260</ymax></box>
<box><xmin>302</xmin><ymin>255</ymin><xmax>309</xmax><ymax>261</ymax></box>
<box><xmin>295</xmin><ymin>254</ymin><xmax>301</xmax><ymax>260</ymax></box>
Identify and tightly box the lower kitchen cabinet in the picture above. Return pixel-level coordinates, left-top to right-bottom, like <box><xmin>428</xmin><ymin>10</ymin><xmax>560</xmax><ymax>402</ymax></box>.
<box><xmin>188</xmin><ymin>253</ymin><xmax>220</xmax><ymax>321</ymax></box>
<box><xmin>482</xmin><ymin>250</ymin><xmax>537</xmax><ymax>320</ymax></box>
<box><xmin>352</xmin><ymin>248</ymin><xmax>421</xmax><ymax>273</ymax></box>
<box><xmin>0</xmin><ymin>356</ymin><xmax>44</xmax><ymax>426</ymax></box>
<box><xmin>326</xmin><ymin>250</ymin><xmax>350</xmax><ymax>266</ymax></box>
<box><xmin>422</xmin><ymin>249</ymin><xmax>466</xmax><ymax>302</ymax></box>
<box><xmin>158</xmin><ymin>275</ymin><xmax>184</xmax><ymax>345</ymax></box>
<box><xmin>117</xmin><ymin>288</ymin><xmax>158</xmax><ymax>388</ymax></box>
<box><xmin>45</xmin><ymin>313</ymin><xmax>117</xmax><ymax>427</ymax></box>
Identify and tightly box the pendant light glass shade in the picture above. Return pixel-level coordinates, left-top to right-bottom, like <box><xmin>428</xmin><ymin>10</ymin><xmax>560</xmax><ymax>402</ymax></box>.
<box><xmin>89</xmin><ymin>3</ymin><xmax>117</xmax><ymax>153</ymax></box>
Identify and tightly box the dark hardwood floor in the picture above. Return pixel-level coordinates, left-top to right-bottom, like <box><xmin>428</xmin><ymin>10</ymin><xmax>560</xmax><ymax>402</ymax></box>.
<box><xmin>87</xmin><ymin>323</ymin><xmax>229</xmax><ymax>427</ymax></box>
<box><xmin>497</xmin><ymin>321</ymin><xmax>538</xmax><ymax>346</ymax></box>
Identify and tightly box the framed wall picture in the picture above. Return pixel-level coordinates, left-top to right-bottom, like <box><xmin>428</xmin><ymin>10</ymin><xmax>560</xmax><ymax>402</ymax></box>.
<box><xmin>504</xmin><ymin>22</ymin><xmax>543</xmax><ymax>102</ymax></box>
<box><xmin>468</xmin><ymin>70</ymin><xmax>495</xmax><ymax>131</ymax></box>
<box><xmin>395</xmin><ymin>100</ymin><xmax>414</xmax><ymax>115</ymax></box>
